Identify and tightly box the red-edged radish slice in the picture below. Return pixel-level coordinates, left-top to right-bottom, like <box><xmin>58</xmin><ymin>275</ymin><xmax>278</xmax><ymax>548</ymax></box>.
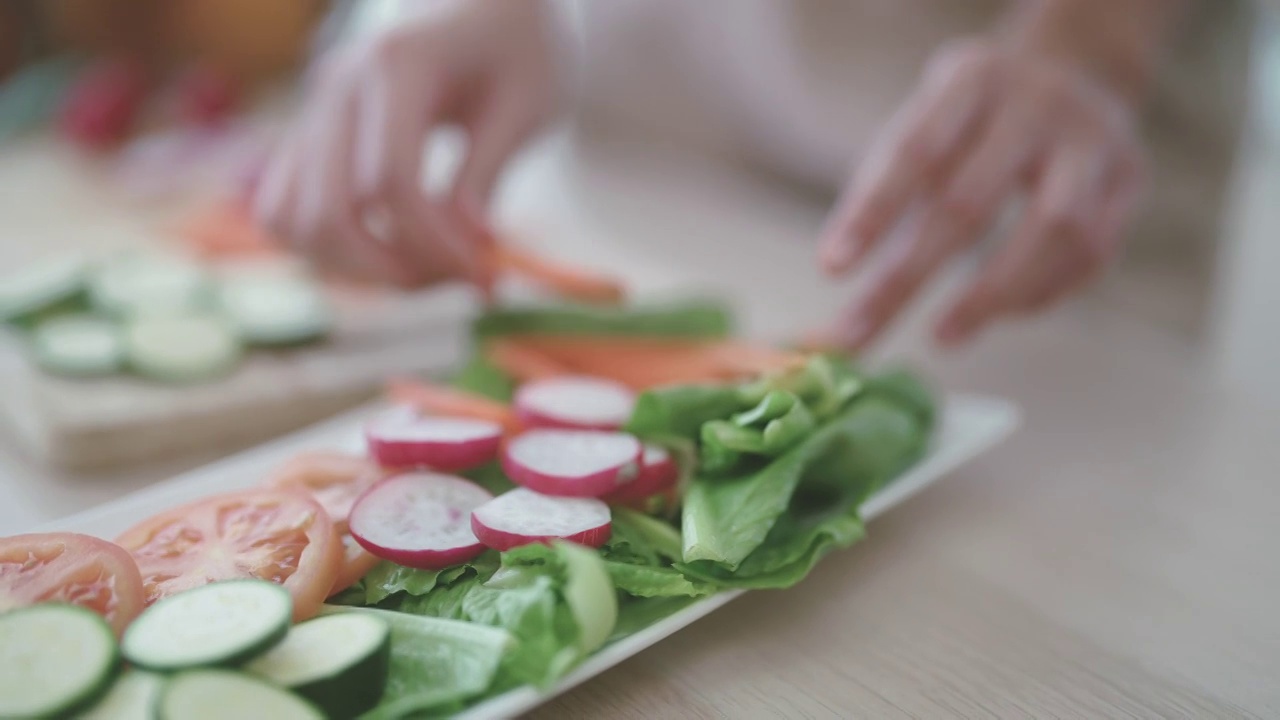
<box><xmin>348</xmin><ymin>472</ymin><xmax>493</xmax><ymax>570</ymax></box>
<box><xmin>502</xmin><ymin>429</ymin><xmax>642</xmax><ymax>497</ymax></box>
<box><xmin>514</xmin><ymin>376</ymin><xmax>636</xmax><ymax>431</ymax></box>
<box><xmin>471</xmin><ymin>488</ymin><xmax>612</xmax><ymax>551</ymax></box>
<box><xmin>366</xmin><ymin>407</ymin><xmax>503</xmax><ymax>471</ymax></box>
<box><xmin>602</xmin><ymin>444</ymin><xmax>679</xmax><ymax>507</ymax></box>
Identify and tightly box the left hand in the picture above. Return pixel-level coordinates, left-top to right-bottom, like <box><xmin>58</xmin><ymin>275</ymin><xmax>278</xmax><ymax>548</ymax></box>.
<box><xmin>816</xmin><ymin>38</ymin><xmax>1146</xmax><ymax>349</ymax></box>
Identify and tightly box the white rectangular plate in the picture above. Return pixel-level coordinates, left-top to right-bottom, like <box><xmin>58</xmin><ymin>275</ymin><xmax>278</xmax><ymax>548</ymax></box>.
<box><xmin>36</xmin><ymin>393</ymin><xmax>1020</xmax><ymax>719</ymax></box>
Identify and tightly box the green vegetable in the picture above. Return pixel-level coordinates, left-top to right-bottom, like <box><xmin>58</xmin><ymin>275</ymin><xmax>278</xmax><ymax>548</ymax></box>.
<box><xmin>0</xmin><ymin>255</ymin><xmax>89</xmax><ymax>326</ymax></box>
<box><xmin>362</xmin><ymin>555</ymin><xmax>498</xmax><ymax>606</ymax></box>
<box><xmin>319</xmin><ymin>606</ymin><xmax>511</xmax><ymax>720</ymax></box>
<box><xmin>599</xmin><ymin>509</ymin><xmax>714</xmax><ymax>599</ymax></box>
<box><xmin>473</xmin><ymin>300</ymin><xmax>732</xmax><ymax>339</ymax></box>
<box><xmin>0</xmin><ymin>604</ymin><xmax>119</xmax><ymax>719</ymax></box>
<box><xmin>609</xmin><ymin>596</ymin><xmax>703</xmax><ymax>642</ymax></box>
<box><xmin>449</xmin><ymin>356</ymin><xmax>516</xmax><ymax>401</ymax></box>
<box><xmin>626</xmin><ymin>384</ymin><xmax>748</xmax><ymax>442</ymax></box>
<box><xmin>678</xmin><ymin>393</ymin><xmax>930</xmax><ymax>587</ymax></box>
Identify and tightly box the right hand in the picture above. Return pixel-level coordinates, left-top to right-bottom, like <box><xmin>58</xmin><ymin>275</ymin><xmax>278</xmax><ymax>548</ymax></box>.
<box><xmin>252</xmin><ymin>0</ymin><xmax>562</xmax><ymax>288</ymax></box>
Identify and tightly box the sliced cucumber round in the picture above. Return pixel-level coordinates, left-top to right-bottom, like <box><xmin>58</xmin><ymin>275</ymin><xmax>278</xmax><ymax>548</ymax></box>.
<box><xmin>157</xmin><ymin>670</ymin><xmax>323</xmax><ymax>720</ymax></box>
<box><xmin>244</xmin><ymin>613</ymin><xmax>390</xmax><ymax>719</ymax></box>
<box><xmin>90</xmin><ymin>252</ymin><xmax>211</xmax><ymax>318</ymax></box>
<box><xmin>31</xmin><ymin>315</ymin><xmax>124</xmax><ymax>377</ymax></box>
<box><xmin>217</xmin><ymin>276</ymin><xmax>333</xmax><ymax>347</ymax></box>
<box><xmin>121</xmin><ymin>580</ymin><xmax>292</xmax><ymax>672</ymax></box>
<box><xmin>124</xmin><ymin>313</ymin><xmax>242</xmax><ymax>383</ymax></box>
<box><xmin>0</xmin><ymin>255</ymin><xmax>88</xmax><ymax>324</ymax></box>
<box><xmin>74</xmin><ymin>670</ymin><xmax>163</xmax><ymax>720</ymax></box>
<box><xmin>0</xmin><ymin>604</ymin><xmax>119</xmax><ymax>719</ymax></box>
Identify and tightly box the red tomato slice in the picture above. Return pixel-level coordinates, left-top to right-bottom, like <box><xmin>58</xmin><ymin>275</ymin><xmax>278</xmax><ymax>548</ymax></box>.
<box><xmin>262</xmin><ymin>452</ymin><xmax>380</xmax><ymax>533</ymax></box>
<box><xmin>331</xmin><ymin>533</ymin><xmax>382</xmax><ymax>596</ymax></box>
<box><xmin>0</xmin><ymin>532</ymin><xmax>145</xmax><ymax>636</ymax></box>
<box><xmin>115</xmin><ymin>490</ymin><xmax>342</xmax><ymax>621</ymax></box>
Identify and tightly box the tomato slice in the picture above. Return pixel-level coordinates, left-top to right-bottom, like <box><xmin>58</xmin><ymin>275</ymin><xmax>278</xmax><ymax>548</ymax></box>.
<box><xmin>262</xmin><ymin>451</ymin><xmax>383</xmax><ymax>596</ymax></box>
<box><xmin>331</xmin><ymin>534</ymin><xmax>382</xmax><ymax>596</ymax></box>
<box><xmin>262</xmin><ymin>452</ymin><xmax>380</xmax><ymax>533</ymax></box>
<box><xmin>115</xmin><ymin>490</ymin><xmax>342</xmax><ymax>621</ymax></box>
<box><xmin>0</xmin><ymin>532</ymin><xmax>145</xmax><ymax>636</ymax></box>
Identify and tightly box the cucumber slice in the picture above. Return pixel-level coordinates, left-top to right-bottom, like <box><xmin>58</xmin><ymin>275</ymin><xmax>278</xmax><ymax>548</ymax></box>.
<box><xmin>0</xmin><ymin>255</ymin><xmax>88</xmax><ymax>324</ymax></box>
<box><xmin>0</xmin><ymin>604</ymin><xmax>119</xmax><ymax>719</ymax></box>
<box><xmin>74</xmin><ymin>670</ymin><xmax>162</xmax><ymax>720</ymax></box>
<box><xmin>218</xmin><ymin>277</ymin><xmax>333</xmax><ymax>347</ymax></box>
<box><xmin>90</xmin><ymin>252</ymin><xmax>211</xmax><ymax>317</ymax></box>
<box><xmin>122</xmin><ymin>580</ymin><xmax>292</xmax><ymax>672</ymax></box>
<box><xmin>31</xmin><ymin>315</ymin><xmax>124</xmax><ymax>377</ymax></box>
<box><xmin>157</xmin><ymin>670</ymin><xmax>323</xmax><ymax>720</ymax></box>
<box><xmin>125</xmin><ymin>313</ymin><xmax>242</xmax><ymax>383</ymax></box>
<box><xmin>244</xmin><ymin>613</ymin><xmax>390</xmax><ymax>719</ymax></box>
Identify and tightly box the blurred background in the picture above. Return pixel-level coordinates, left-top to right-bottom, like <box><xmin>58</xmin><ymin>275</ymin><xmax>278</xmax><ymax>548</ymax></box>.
<box><xmin>0</xmin><ymin>0</ymin><xmax>1277</xmax><ymax>519</ymax></box>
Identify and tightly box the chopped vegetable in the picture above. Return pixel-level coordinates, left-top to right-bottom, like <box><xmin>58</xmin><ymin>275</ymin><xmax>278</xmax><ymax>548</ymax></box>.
<box><xmin>514</xmin><ymin>375</ymin><xmax>636</xmax><ymax>431</ymax></box>
<box><xmin>365</xmin><ymin>407</ymin><xmax>503</xmax><ymax>471</ymax></box>
<box><xmin>0</xmin><ymin>604</ymin><xmax>119</xmax><ymax>718</ymax></box>
<box><xmin>244</xmin><ymin>613</ymin><xmax>390</xmax><ymax>719</ymax></box>
<box><xmin>386</xmin><ymin>377</ymin><xmax>522</xmax><ymax>435</ymax></box>
<box><xmin>156</xmin><ymin>670</ymin><xmax>323</xmax><ymax>720</ymax></box>
<box><xmin>0</xmin><ymin>532</ymin><xmax>145</xmax><ymax>636</ymax></box>
<box><xmin>124</xmin><ymin>313</ymin><xmax>242</xmax><ymax>384</ymax></box>
<box><xmin>217</xmin><ymin>275</ymin><xmax>333</xmax><ymax>347</ymax></box>
<box><xmin>0</xmin><ymin>255</ymin><xmax>89</xmax><ymax>325</ymax></box>
<box><xmin>31</xmin><ymin>315</ymin><xmax>125</xmax><ymax>378</ymax></box>
<box><xmin>115</xmin><ymin>490</ymin><xmax>342</xmax><ymax>621</ymax></box>
<box><xmin>471</xmin><ymin>488</ymin><xmax>612</xmax><ymax>551</ymax></box>
<box><xmin>492</xmin><ymin>244</ymin><xmax>626</xmax><ymax>305</ymax></box>
<box><xmin>75</xmin><ymin>670</ymin><xmax>162</xmax><ymax>720</ymax></box>
<box><xmin>122</xmin><ymin>579</ymin><xmax>292</xmax><ymax>671</ymax></box>
<box><xmin>501</xmin><ymin>429</ymin><xmax>642</xmax><ymax>497</ymax></box>
<box><xmin>349</xmin><ymin>472</ymin><xmax>492</xmax><ymax>570</ymax></box>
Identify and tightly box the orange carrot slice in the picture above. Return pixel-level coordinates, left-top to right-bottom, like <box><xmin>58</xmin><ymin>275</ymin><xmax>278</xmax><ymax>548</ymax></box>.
<box><xmin>491</xmin><ymin>244</ymin><xmax>626</xmax><ymax>305</ymax></box>
<box><xmin>385</xmin><ymin>377</ymin><xmax>522</xmax><ymax>435</ymax></box>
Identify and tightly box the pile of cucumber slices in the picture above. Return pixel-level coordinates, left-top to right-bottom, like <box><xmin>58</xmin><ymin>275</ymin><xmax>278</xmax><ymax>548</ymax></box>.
<box><xmin>0</xmin><ymin>580</ymin><xmax>390</xmax><ymax>719</ymax></box>
<box><xmin>0</xmin><ymin>252</ymin><xmax>333</xmax><ymax>383</ymax></box>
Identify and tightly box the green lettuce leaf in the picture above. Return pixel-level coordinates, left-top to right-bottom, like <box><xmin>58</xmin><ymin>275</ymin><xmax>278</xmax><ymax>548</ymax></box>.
<box><xmin>609</xmin><ymin>596</ymin><xmax>702</xmax><ymax>642</ymax></box>
<box><xmin>679</xmin><ymin>392</ymin><xmax>930</xmax><ymax>581</ymax></box>
<box><xmin>473</xmin><ymin>301</ymin><xmax>732</xmax><ymax>339</ymax></box>
<box><xmin>318</xmin><ymin>606</ymin><xmax>512</xmax><ymax>720</ymax></box>
<box><xmin>366</xmin><ymin>553</ymin><xmax>499</xmax><ymax>607</ymax></box>
<box><xmin>386</xmin><ymin>542</ymin><xmax>617</xmax><ymax>690</ymax></box>
<box><xmin>625</xmin><ymin>384</ymin><xmax>747</xmax><ymax>441</ymax></box>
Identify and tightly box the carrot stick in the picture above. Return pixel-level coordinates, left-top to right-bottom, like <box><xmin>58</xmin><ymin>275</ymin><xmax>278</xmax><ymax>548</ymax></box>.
<box><xmin>486</xmin><ymin>336</ymin><xmax>803</xmax><ymax>390</ymax></box>
<box><xmin>177</xmin><ymin>199</ymin><xmax>282</xmax><ymax>259</ymax></box>
<box><xmin>385</xmin><ymin>377</ymin><xmax>522</xmax><ymax>435</ymax></box>
<box><xmin>484</xmin><ymin>338</ymin><xmax>571</xmax><ymax>382</ymax></box>
<box><xmin>491</xmin><ymin>244</ymin><xmax>626</xmax><ymax>305</ymax></box>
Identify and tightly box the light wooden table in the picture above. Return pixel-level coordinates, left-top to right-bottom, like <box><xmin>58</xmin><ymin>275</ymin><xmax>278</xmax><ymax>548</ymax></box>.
<box><xmin>3</xmin><ymin>129</ymin><xmax>1278</xmax><ymax>717</ymax></box>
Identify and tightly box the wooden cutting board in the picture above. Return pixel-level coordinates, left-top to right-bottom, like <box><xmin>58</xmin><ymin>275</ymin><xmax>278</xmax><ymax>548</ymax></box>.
<box><xmin>0</xmin><ymin>285</ymin><xmax>476</xmax><ymax>470</ymax></box>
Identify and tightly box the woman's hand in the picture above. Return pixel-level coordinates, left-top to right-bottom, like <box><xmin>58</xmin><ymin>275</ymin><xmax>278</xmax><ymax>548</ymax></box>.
<box><xmin>817</xmin><ymin>37</ymin><xmax>1147</xmax><ymax>349</ymax></box>
<box><xmin>252</xmin><ymin>0</ymin><xmax>562</xmax><ymax>288</ymax></box>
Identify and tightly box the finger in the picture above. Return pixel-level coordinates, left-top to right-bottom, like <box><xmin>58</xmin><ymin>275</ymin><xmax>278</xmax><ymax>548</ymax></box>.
<box><xmin>937</xmin><ymin>101</ymin><xmax>1042</xmax><ymax>237</ymax></box>
<box><xmin>935</xmin><ymin>144</ymin><xmax>1111</xmax><ymax>343</ymax></box>
<box><xmin>352</xmin><ymin>56</ymin><xmax>435</xmax><ymax>201</ymax></box>
<box><xmin>251</xmin><ymin>139</ymin><xmax>305</xmax><ymax>250</ymax></box>
<box><xmin>818</xmin><ymin>47</ymin><xmax>993</xmax><ymax>274</ymax></box>
<box><xmin>452</xmin><ymin>85</ymin><xmax>540</xmax><ymax>211</ymax></box>
<box><xmin>833</xmin><ymin>208</ymin><xmax>962</xmax><ymax>349</ymax></box>
<box><xmin>311</xmin><ymin>89</ymin><xmax>416</xmax><ymax>285</ymax></box>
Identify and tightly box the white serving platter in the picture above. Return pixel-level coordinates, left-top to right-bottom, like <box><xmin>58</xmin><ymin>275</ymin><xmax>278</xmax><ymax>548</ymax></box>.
<box><xmin>35</xmin><ymin>393</ymin><xmax>1020</xmax><ymax>719</ymax></box>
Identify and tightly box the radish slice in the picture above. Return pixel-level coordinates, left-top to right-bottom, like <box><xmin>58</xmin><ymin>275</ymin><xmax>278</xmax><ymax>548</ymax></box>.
<box><xmin>514</xmin><ymin>376</ymin><xmax>636</xmax><ymax>431</ymax></box>
<box><xmin>365</xmin><ymin>407</ymin><xmax>503</xmax><ymax>472</ymax></box>
<box><xmin>348</xmin><ymin>472</ymin><xmax>493</xmax><ymax>570</ymax></box>
<box><xmin>471</xmin><ymin>488</ymin><xmax>611</xmax><ymax>551</ymax></box>
<box><xmin>602</xmin><ymin>444</ymin><xmax>679</xmax><ymax>507</ymax></box>
<box><xmin>502</xmin><ymin>429</ymin><xmax>642</xmax><ymax>497</ymax></box>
